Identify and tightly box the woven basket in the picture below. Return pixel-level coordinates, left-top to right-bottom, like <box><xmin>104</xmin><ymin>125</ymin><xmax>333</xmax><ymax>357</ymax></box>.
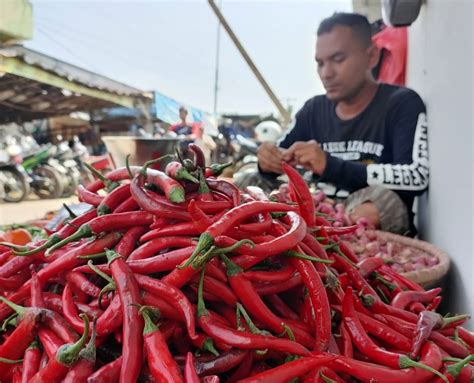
<box><xmin>375</xmin><ymin>231</ymin><xmax>451</xmax><ymax>289</ymax></box>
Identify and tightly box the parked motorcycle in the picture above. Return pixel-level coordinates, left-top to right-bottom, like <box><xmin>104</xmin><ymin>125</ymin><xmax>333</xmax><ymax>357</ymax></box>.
<box><xmin>0</xmin><ymin>137</ymin><xmax>30</xmax><ymax>203</ymax></box>
<box><xmin>22</xmin><ymin>144</ymin><xmax>64</xmax><ymax>199</ymax></box>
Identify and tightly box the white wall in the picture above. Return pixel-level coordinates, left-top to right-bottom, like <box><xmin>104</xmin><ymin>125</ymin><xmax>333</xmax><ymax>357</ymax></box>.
<box><xmin>407</xmin><ymin>0</ymin><xmax>473</xmax><ymax>326</ymax></box>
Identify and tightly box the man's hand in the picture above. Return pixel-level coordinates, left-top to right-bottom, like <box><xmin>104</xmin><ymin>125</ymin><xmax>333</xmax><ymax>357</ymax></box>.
<box><xmin>282</xmin><ymin>140</ymin><xmax>327</xmax><ymax>175</ymax></box>
<box><xmin>257</xmin><ymin>142</ymin><xmax>284</xmax><ymax>174</ymax></box>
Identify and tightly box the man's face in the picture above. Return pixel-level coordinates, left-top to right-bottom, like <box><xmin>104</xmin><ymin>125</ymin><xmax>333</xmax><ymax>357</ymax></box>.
<box><xmin>316</xmin><ymin>25</ymin><xmax>375</xmax><ymax>102</ymax></box>
<box><xmin>180</xmin><ymin>109</ymin><xmax>188</xmax><ymax>121</ymax></box>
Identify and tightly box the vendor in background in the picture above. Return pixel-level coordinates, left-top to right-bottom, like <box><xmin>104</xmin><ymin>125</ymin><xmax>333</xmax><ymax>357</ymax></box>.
<box><xmin>169</xmin><ymin>106</ymin><xmax>203</xmax><ymax>141</ymax></box>
<box><xmin>257</xmin><ymin>12</ymin><xmax>429</xmax><ymax>236</ymax></box>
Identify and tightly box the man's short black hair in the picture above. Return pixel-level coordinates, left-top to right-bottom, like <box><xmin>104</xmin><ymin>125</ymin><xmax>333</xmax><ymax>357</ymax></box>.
<box><xmin>317</xmin><ymin>12</ymin><xmax>372</xmax><ymax>47</ymax></box>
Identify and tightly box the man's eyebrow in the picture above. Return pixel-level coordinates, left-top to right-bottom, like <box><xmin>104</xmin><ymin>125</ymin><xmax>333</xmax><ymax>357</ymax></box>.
<box><xmin>315</xmin><ymin>51</ymin><xmax>345</xmax><ymax>61</ymax></box>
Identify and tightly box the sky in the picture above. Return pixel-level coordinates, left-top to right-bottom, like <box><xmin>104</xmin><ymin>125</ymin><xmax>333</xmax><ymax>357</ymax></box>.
<box><xmin>26</xmin><ymin>0</ymin><xmax>352</xmax><ymax>117</ymax></box>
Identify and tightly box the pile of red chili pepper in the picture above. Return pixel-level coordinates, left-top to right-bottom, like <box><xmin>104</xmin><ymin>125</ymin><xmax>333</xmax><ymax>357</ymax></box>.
<box><xmin>0</xmin><ymin>143</ymin><xmax>472</xmax><ymax>383</ymax></box>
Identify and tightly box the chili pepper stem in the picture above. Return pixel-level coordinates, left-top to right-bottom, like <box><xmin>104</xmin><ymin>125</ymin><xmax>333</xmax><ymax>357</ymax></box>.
<box><xmin>178</xmin><ymin>168</ymin><xmax>199</xmax><ymax>183</ymax></box>
<box><xmin>214</xmin><ymin>239</ymin><xmax>255</xmax><ymax>255</ymax></box>
<box><xmin>0</xmin><ymin>357</ymin><xmax>23</xmax><ymax>364</ymax></box>
<box><xmin>286</xmin><ymin>250</ymin><xmax>334</xmax><ymax>264</ymax></box>
<box><xmin>139</xmin><ymin>306</ymin><xmax>162</xmax><ymax>336</ymax></box>
<box><xmin>399</xmin><ymin>355</ymin><xmax>449</xmax><ymax>383</ymax></box>
<box><xmin>79</xmin><ymin>317</ymin><xmax>97</xmax><ymax>363</ymax></box>
<box><xmin>77</xmin><ymin>251</ymin><xmax>107</xmax><ymax>260</ymax></box>
<box><xmin>442</xmin><ymin>314</ymin><xmax>471</xmax><ymax>328</ymax></box>
<box><xmin>197</xmin><ymin>266</ymin><xmax>208</xmax><ymax>317</ymax></box>
<box><xmin>0</xmin><ymin>242</ymin><xmax>28</xmax><ymax>252</ymax></box>
<box><xmin>62</xmin><ymin>203</ymin><xmax>77</xmax><ymax>219</ymax></box>
<box><xmin>201</xmin><ymin>338</ymin><xmax>219</xmax><ymax>356</ymax></box>
<box><xmin>57</xmin><ymin>314</ymin><xmax>90</xmax><ymax>366</ymax></box>
<box><xmin>446</xmin><ymin>355</ymin><xmax>474</xmax><ymax>378</ymax></box>
<box><xmin>168</xmin><ymin>187</ymin><xmax>186</xmax><ymax>203</ymax></box>
<box><xmin>143</xmin><ymin>154</ymin><xmax>174</xmax><ymax>171</ymax></box>
<box><xmin>13</xmin><ymin>235</ymin><xmax>60</xmax><ymax>256</ymax></box>
<box><xmin>84</xmin><ymin>162</ymin><xmax>119</xmax><ymax>191</ymax></box>
<box><xmin>178</xmin><ymin>233</ymin><xmax>213</xmax><ymax>270</ymax></box>
<box><xmin>220</xmin><ymin>254</ymin><xmax>242</xmax><ymax>276</ymax></box>
<box><xmin>45</xmin><ymin>226</ymin><xmax>93</xmax><ymax>256</ymax></box>
<box><xmin>0</xmin><ymin>296</ymin><xmax>27</xmax><ymax>317</ymax></box>
<box><xmin>320</xmin><ymin>373</ymin><xmax>337</xmax><ymax>383</ymax></box>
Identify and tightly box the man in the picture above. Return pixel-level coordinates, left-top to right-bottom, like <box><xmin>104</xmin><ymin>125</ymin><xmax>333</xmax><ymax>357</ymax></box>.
<box><xmin>169</xmin><ymin>106</ymin><xmax>202</xmax><ymax>140</ymax></box>
<box><xmin>257</xmin><ymin>13</ymin><xmax>429</xmax><ymax>235</ymax></box>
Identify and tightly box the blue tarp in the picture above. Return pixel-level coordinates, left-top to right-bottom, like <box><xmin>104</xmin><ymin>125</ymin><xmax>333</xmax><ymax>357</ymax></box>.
<box><xmin>154</xmin><ymin>91</ymin><xmax>208</xmax><ymax>125</ymax></box>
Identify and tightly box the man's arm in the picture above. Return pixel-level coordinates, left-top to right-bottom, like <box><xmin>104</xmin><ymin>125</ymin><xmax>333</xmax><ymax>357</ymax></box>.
<box><xmin>321</xmin><ymin>91</ymin><xmax>429</xmax><ymax>196</ymax></box>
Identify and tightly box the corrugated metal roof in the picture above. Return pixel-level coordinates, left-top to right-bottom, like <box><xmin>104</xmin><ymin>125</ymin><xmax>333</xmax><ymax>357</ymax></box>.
<box><xmin>0</xmin><ymin>44</ymin><xmax>143</xmax><ymax>96</ymax></box>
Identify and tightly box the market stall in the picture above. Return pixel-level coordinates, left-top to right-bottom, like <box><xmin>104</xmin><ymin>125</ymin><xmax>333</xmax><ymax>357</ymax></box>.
<box><xmin>0</xmin><ymin>144</ymin><xmax>471</xmax><ymax>382</ymax></box>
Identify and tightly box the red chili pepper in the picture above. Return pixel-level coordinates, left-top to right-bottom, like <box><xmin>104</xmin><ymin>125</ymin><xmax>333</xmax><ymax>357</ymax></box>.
<box><xmin>135</xmin><ymin>274</ymin><xmax>197</xmax><ymax>340</ymax></box>
<box><xmin>62</xmin><ymin>285</ymin><xmax>122</xmax><ymax>337</ymax></box>
<box><xmin>0</xmin><ymin>233</ymin><xmax>121</xmax><ymax>322</ymax></box>
<box><xmin>356</xmin><ymin>310</ymin><xmax>412</xmax><ymax>352</ymax></box>
<box><xmin>207</xmin><ymin>178</ymin><xmax>241</xmax><ymax>206</ymax></box>
<box><xmin>139</xmin><ymin>306</ymin><xmax>184</xmax><ymax>383</ymax></box>
<box><xmin>21</xmin><ymin>340</ymin><xmax>41</xmax><ymax>383</ymax></box>
<box><xmin>45</xmin><ymin>212</ymin><xmax>151</xmax><ymax>255</ymax></box>
<box><xmin>130</xmin><ymin>173</ymin><xmax>191</xmax><ymax>220</ymax></box>
<box><xmin>13</xmin><ymin>209</ymin><xmax>97</xmax><ymax>256</ymax></box>
<box><xmin>38</xmin><ymin>327</ymin><xmax>63</xmax><ymax>358</ymax></box>
<box><xmin>66</xmin><ymin>271</ymin><xmax>101</xmax><ymax>298</ymax></box>
<box><xmin>86</xmin><ymin>356</ymin><xmax>122</xmax><ymax>383</ymax></box>
<box><xmin>430</xmin><ymin>356</ymin><xmax>474</xmax><ymax>383</ymax></box>
<box><xmin>204</xmin><ymin>162</ymin><xmax>233</xmax><ymax>178</ymax></box>
<box><xmin>189</xmin><ymin>143</ymin><xmax>206</xmax><ymax>167</ymax></box>
<box><xmin>166</xmin><ymin>161</ymin><xmax>199</xmax><ymax>183</ymax></box>
<box><xmin>380</xmin><ymin>265</ymin><xmax>424</xmax><ymax>291</ymax></box>
<box><xmin>383</xmin><ymin>314</ymin><xmax>471</xmax><ymax>358</ymax></box>
<box><xmin>0</xmin><ymin>297</ymin><xmax>45</xmax><ymax>368</ymax></box>
<box><xmin>282</xmin><ymin>162</ymin><xmax>315</xmax><ymax>227</ymax></box>
<box><xmin>290</xmin><ymin>257</ymin><xmax>331</xmax><ymax>351</ymax></box>
<box><xmin>109</xmin><ymin>227</ymin><xmax>144</xmax><ymax>262</ymax></box>
<box><xmin>239</xmin><ymin>355</ymin><xmax>336</xmax><ymax>383</ymax></box>
<box><xmin>126</xmin><ymin>246</ymin><xmax>194</xmax><ymax>274</ymax></box>
<box><xmin>357</xmin><ymin>257</ymin><xmax>385</xmax><ymax>278</ymax></box>
<box><xmin>244</xmin><ymin>263</ymin><xmax>296</xmax><ymax>283</ymax></box>
<box><xmin>77</xmin><ymin>184</ymin><xmax>104</xmax><ymax>206</ymax></box>
<box><xmin>31</xmin><ymin>270</ymin><xmax>78</xmax><ymax>343</ymax></box>
<box><xmin>62</xmin><ymin>318</ymin><xmax>97</xmax><ymax>383</ymax></box>
<box><xmin>265</xmin><ymin>293</ymin><xmax>300</xmax><ymax>321</ymax></box>
<box><xmin>113</xmin><ymin>195</ymin><xmax>139</xmax><ymax>213</ymax></box>
<box><xmin>140</xmin><ymin>222</ymin><xmax>200</xmax><ymax>241</ymax></box>
<box><xmin>191</xmin><ymin>201</ymin><xmax>296</xmax><ymax>257</ymax></box>
<box><xmin>192</xmin><ymin>348</ymin><xmax>247</xmax><ymax>376</ymax></box>
<box><xmin>342</xmin><ymin>287</ymin><xmax>449</xmax><ymax>381</ymax></box>
<box><xmin>105</xmin><ymin>249</ymin><xmax>143</xmax><ymax>383</ymax></box>
<box><xmin>128</xmin><ymin>236</ymin><xmax>196</xmax><ymax>261</ymax></box>
<box><xmin>214</xmin><ymin>213</ymin><xmax>307</xmax><ymax>260</ymax></box>
<box><xmin>184</xmin><ymin>352</ymin><xmax>200</xmax><ymax>383</ymax></box>
<box><xmin>340</xmin><ymin>323</ymin><xmax>353</xmax><ymax>359</ymax></box>
<box><xmin>30</xmin><ymin>314</ymin><xmax>90</xmax><ymax>383</ymax></box>
<box><xmin>219</xmin><ymin>254</ymin><xmax>312</xmax><ymax>347</ymax></box>
<box><xmin>327</xmin><ymin>342</ymin><xmax>444</xmax><ymax>383</ymax></box>
<box><xmin>391</xmin><ymin>288</ymin><xmax>442</xmax><ymax>310</ymax></box>
<box><xmin>146</xmin><ymin>167</ymin><xmax>187</xmax><ymax>201</ymax></box>
<box><xmin>317</xmin><ymin>225</ymin><xmax>358</xmax><ymax>236</ymax></box>
<box><xmin>0</xmin><ymin>269</ymin><xmax>30</xmax><ymax>292</ymax></box>
<box><xmin>253</xmin><ymin>272</ymin><xmax>303</xmax><ymax>296</ymax></box>
<box><xmin>196</xmin><ymin>267</ymin><xmax>310</xmax><ymax>356</ymax></box>
<box><xmin>97</xmin><ymin>183</ymin><xmax>131</xmax><ymax>215</ymax></box>
<box><xmin>238</xmin><ymin>212</ymin><xmax>272</xmax><ymax>234</ymax></box>
<box><xmin>458</xmin><ymin>327</ymin><xmax>474</xmax><ymax>348</ymax></box>
<box><xmin>190</xmin><ymin>274</ymin><xmax>238</xmax><ymax>306</ymax></box>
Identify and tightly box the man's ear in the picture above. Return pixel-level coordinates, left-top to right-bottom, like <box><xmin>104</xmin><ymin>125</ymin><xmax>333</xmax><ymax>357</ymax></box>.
<box><xmin>367</xmin><ymin>45</ymin><xmax>381</xmax><ymax>70</ymax></box>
